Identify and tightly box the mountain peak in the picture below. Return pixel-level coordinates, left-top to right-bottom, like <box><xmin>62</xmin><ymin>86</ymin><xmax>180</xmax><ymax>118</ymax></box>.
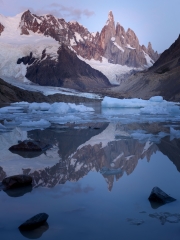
<box><xmin>148</xmin><ymin>42</ymin><xmax>152</xmax><ymax>49</ymax></box>
<box><xmin>108</xmin><ymin>11</ymin><xmax>114</xmax><ymax>21</ymax></box>
<box><xmin>106</xmin><ymin>11</ymin><xmax>115</xmax><ymax>26</ymax></box>
<box><xmin>22</xmin><ymin>9</ymin><xmax>32</xmax><ymax>16</ymax></box>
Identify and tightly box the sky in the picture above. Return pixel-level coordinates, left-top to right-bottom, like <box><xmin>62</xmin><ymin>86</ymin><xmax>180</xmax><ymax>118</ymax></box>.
<box><xmin>0</xmin><ymin>0</ymin><xmax>180</xmax><ymax>53</ymax></box>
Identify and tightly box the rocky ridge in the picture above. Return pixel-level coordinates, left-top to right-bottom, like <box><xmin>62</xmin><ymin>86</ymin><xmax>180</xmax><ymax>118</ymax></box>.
<box><xmin>105</xmin><ymin>34</ymin><xmax>180</xmax><ymax>101</ymax></box>
<box><xmin>18</xmin><ymin>10</ymin><xmax>158</xmax><ymax>68</ymax></box>
<box><xmin>17</xmin><ymin>44</ymin><xmax>111</xmax><ymax>90</ymax></box>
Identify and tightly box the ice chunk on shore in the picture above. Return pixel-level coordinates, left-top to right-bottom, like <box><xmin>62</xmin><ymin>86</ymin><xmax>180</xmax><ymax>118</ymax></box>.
<box><xmin>102</xmin><ymin>96</ymin><xmax>180</xmax><ymax>115</ymax></box>
<box><xmin>149</xmin><ymin>96</ymin><xmax>163</xmax><ymax>102</ymax></box>
<box><xmin>102</xmin><ymin>97</ymin><xmax>147</xmax><ymax>108</ymax></box>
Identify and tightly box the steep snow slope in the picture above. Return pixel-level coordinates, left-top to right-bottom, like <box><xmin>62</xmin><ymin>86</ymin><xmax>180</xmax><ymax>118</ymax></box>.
<box><xmin>0</xmin><ymin>13</ymin><xmax>59</xmax><ymax>82</ymax></box>
<box><xmin>79</xmin><ymin>57</ymin><xmax>136</xmax><ymax>84</ymax></box>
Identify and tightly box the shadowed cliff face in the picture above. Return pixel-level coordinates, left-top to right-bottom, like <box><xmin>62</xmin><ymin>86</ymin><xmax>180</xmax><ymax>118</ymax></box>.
<box><xmin>17</xmin><ymin>45</ymin><xmax>111</xmax><ymax>91</ymax></box>
<box><xmin>151</xmin><ymin>35</ymin><xmax>180</xmax><ymax>73</ymax></box>
<box><xmin>109</xmin><ymin>35</ymin><xmax>180</xmax><ymax>102</ymax></box>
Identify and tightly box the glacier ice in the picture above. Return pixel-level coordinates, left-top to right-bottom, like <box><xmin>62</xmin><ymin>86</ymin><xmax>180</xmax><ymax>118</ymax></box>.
<box><xmin>0</xmin><ymin>102</ymin><xmax>95</xmax><ymax>130</ymax></box>
<box><xmin>102</xmin><ymin>96</ymin><xmax>180</xmax><ymax>116</ymax></box>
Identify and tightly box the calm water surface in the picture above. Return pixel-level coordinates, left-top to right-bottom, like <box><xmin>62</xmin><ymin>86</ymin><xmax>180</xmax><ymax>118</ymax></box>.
<box><xmin>0</xmin><ymin>103</ymin><xmax>180</xmax><ymax>239</ymax></box>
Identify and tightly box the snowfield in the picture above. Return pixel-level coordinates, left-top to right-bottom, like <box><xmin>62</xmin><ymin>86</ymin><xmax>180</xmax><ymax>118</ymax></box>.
<box><xmin>78</xmin><ymin>56</ymin><xmax>137</xmax><ymax>85</ymax></box>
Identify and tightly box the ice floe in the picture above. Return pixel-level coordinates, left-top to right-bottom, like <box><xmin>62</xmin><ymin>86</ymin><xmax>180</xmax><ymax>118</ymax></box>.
<box><xmin>0</xmin><ymin>102</ymin><xmax>95</xmax><ymax>130</ymax></box>
<box><xmin>0</xmin><ymin>96</ymin><xmax>180</xmax><ymax>133</ymax></box>
<box><xmin>102</xmin><ymin>96</ymin><xmax>180</xmax><ymax>116</ymax></box>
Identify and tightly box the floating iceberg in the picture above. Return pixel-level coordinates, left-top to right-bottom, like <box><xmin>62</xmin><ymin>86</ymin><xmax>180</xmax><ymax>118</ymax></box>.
<box><xmin>12</xmin><ymin>102</ymin><xmax>94</xmax><ymax>114</ymax></box>
<box><xmin>102</xmin><ymin>96</ymin><xmax>180</xmax><ymax>115</ymax></box>
<box><xmin>0</xmin><ymin>102</ymin><xmax>95</xmax><ymax>130</ymax></box>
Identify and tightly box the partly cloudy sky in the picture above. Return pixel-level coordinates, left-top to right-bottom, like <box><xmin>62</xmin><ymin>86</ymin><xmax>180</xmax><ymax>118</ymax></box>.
<box><xmin>0</xmin><ymin>0</ymin><xmax>180</xmax><ymax>53</ymax></box>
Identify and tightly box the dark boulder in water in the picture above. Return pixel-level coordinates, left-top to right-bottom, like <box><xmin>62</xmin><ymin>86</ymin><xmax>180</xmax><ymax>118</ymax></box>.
<box><xmin>9</xmin><ymin>140</ymin><xmax>52</xmax><ymax>152</ymax></box>
<box><xmin>19</xmin><ymin>222</ymin><xmax>49</xmax><ymax>238</ymax></box>
<box><xmin>2</xmin><ymin>174</ymin><xmax>32</xmax><ymax>190</ymax></box>
<box><xmin>19</xmin><ymin>213</ymin><xmax>49</xmax><ymax>230</ymax></box>
<box><xmin>4</xmin><ymin>185</ymin><xmax>32</xmax><ymax>198</ymax></box>
<box><xmin>148</xmin><ymin>187</ymin><xmax>176</xmax><ymax>209</ymax></box>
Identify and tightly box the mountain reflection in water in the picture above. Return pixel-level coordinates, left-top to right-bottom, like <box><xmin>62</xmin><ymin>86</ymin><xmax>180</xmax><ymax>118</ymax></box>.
<box><xmin>0</xmin><ymin>122</ymin><xmax>180</xmax><ymax>192</ymax></box>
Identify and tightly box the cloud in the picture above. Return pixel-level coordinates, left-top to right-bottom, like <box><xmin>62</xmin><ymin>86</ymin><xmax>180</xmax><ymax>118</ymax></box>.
<box><xmin>24</xmin><ymin>3</ymin><xmax>94</xmax><ymax>21</ymax></box>
<box><xmin>50</xmin><ymin>3</ymin><xmax>94</xmax><ymax>18</ymax></box>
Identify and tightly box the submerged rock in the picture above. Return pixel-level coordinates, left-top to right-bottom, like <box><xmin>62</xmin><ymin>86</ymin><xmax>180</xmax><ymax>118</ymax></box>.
<box><xmin>149</xmin><ymin>212</ymin><xmax>180</xmax><ymax>225</ymax></box>
<box><xmin>127</xmin><ymin>218</ymin><xmax>144</xmax><ymax>226</ymax></box>
<box><xmin>148</xmin><ymin>187</ymin><xmax>176</xmax><ymax>208</ymax></box>
<box><xmin>2</xmin><ymin>175</ymin><xmax>32</xmax><ymax>190</ymax></box>
<box><xmin>18</xmin><ymin>213</ymin><xmax>49</xmax><ymax>230</ymax></box>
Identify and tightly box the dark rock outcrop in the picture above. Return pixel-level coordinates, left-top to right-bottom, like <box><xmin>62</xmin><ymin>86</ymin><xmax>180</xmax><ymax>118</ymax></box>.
<box><xmin>17</xmin><ymin>44</ymin><xmax>111</xmax><ymax>91</ymax></box>
<box><xmin>2</xmin><ymin>175</ymin><xmax>32</xmax><ymax>189</ymax></box>
<box><xmin>4</xmin><ymin>185</ymin><xmax>32</xmax><ymax>198</ymax></box>
<box><xmin>9</xmin><ymin>140</ymin><xmax>52</xmax><ymax>158</ymax></box>
<box><xmin>19</xmin><ymin>222</ymin><xmax>49</xmax><ymax>238</ymax></box>
<box><xmin>148</xmin><ymin>187</ymin><xmax>176</xmax><ymax>209</ymax></box>
<box><xmin>0</xmin><ymin>23</ymin><xmax>4</xmax><ymax>35</ymax></box>
<box><xmin>0</xmin><ymin>167</ymin><xmax>6</xmax><ymax>181</ymax></box>
<box><xmin>9</xmin><ymin>140</ymin><xmax>51</xmax><ymax>152</ymax></box>
<box><xmin>19</xmin><ymin>213</ymin><xmax>49</xmax><ymax>230</ymax></box>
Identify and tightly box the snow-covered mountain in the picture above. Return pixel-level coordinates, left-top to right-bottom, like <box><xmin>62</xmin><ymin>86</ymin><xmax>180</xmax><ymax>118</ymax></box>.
<box><xmin>0</xmin><ymin>10</ymin><xmax>159</xmax><ymax>88</ymax></box>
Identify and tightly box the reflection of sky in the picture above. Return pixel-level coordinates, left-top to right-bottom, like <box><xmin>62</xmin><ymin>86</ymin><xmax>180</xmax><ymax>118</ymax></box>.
<box><xmin>0</xmin><ymin>152</ymin><xmax>180</xmax><ymax>239</ymax></box>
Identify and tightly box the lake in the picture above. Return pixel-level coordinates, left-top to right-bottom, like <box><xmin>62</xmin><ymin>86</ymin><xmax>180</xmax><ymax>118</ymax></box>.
<box><xmin>0</xmin><ymin>100</ymin><xmax>180</xmax><ymax>239</ymax></box>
